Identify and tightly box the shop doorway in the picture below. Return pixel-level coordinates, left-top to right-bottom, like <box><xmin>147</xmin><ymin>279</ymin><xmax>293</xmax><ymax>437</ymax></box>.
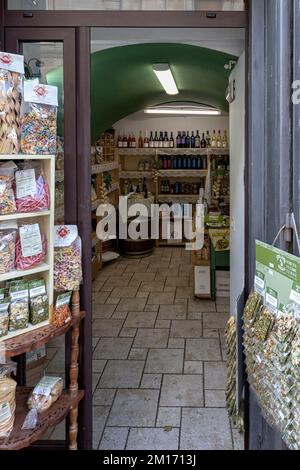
<box><xmin>3</xmin><ymin>9</ymin><xmax>247</xmax><ymax>450</ymax></box>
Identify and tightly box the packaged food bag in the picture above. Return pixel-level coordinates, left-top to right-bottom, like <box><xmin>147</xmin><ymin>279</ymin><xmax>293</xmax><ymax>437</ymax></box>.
<box><xmin>9</xmin><ymin>281</ymin><xmax>29</xmax><ymax>332</ymax></box>
<box><xmin>0</xmin><ymin>376</ymin><xmax>17</xmax><ymax>438</ymax></box>
<box><xmin>0</xmin><ymin>52</ymin><xmax>24</xmax><ymax>154</ymax></box>
<box><xmin>20</xmin><ymin>82</ymin><xmax>58</xmax><ymax>154</ymax></box>
<box><xmin>52</xmin><ymin>292</ymin><xmax>72</xmax><ymax>328</ymax></box>
<box><xmin>0</xmin><ymin>297</ymin><xmax>10</xmax><ymax>338</ymax></box>
<box><xmin>54</xmin><ymin>226</ymin><xmax>82</xmax><ymax>292</ymax></box>
<box><xmin>15</xmin><ymin>223</ymin><xmax>47</xmax><ymax>270</ymax></box>
<box><xmin>15</xmin><ymin>162</ymin><xmax>50</xmax><ymax>213</ymax></box>
<box><xmin>0</xmin><ymin>162</ymin><xmax>17</xmax><ymax>215</ymax></box>
<box><xmin>0</xmin><ymin>221</ymin><xmax>17</xmax><ymax>274</ymax></box>
<box><xmin>22</xmin><ymin>376</ymin><xmax>63</xmax><ymax>430</ymax></box>
<box><xmin>28</xmin><ymin>279</ymin><xmax>49</xmax><ymax>326</ymax></box>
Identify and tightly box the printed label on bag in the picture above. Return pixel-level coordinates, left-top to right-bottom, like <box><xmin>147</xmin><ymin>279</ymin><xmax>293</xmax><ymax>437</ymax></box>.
<box><xmin>24</xmin><ymin>81</ymin><xmax>58</xmax><ymax>106</ymax></box>
<box><xmin>54</xmin><ymin>225</ymin><xmax>78</xmax><ymax>247</ymax></box>
<box><xmin>56</xmin><ymin>292</ymin><xmax>72</xmax><ymax>308</ymax></box>
<box><xmin>265</xmin><ymin>287</ymin><xmax>278</xmax><ymax>315</ymax></box>
<box><xmin>0</xmin><ymin>402</ymin><xmax>11</xmax><ymax>423</ymax></box>
<box><xmin>33</xmin><ymin>376</ymin><xmax>61</xmax><ymax>397</ymax></box>
<box><xmin>29</xmin><ymin>284</ymin><xmax>46</xmax><ymax>298</ymax></box>
<box><xmin>289</xmin><ymin>283</ymin><xmax>300</xmax><ymax>305</ymax></box>
<box><xmin>0</xmin><ymin>51</ymin><xmax>24</xmax><ymax>74</ymax></box>
<box><xmin>15</xmin><ymin>169</ymin><xmax>37</xmax><ymax>199</ymax></box>
<box><xmin>19</xmin><ymin>224</ymin><xmax>42</xmax><ymax>258</ymax></box>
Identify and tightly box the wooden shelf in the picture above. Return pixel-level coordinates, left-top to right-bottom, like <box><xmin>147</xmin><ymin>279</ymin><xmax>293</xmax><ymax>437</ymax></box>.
<box><xmin>157</xmin><ymin>194</ymin><xmax>199</xmax><ymax>203</ymax></box>
<box><xmin>0</xmin><ymin>210</ymin><xmax>51</xmax><ymax>222</ymax></box>
<box><xmin>0</xmin><ymin>387</ymin><xmax>84</xmax><ymax>451</ymax></box>
<box><xmin>91</xmin><ymin>161</ymin><xmax>119</xmax><ymax>174</ymax></box>
<box><xmin>118</xmin><ymin>148</ymin><xmax>229</xmax><ymax>156</ymax></box>
<box><xmin>0</xmin><ymin>263</ymin><xmax>50</xmax><ymax>283</ymax></box>
<box><xmin>0</xmin><ymin>154</ymin><xmax>54</xmax><ymax>160</ymax></box>
<box><xmin>120</xmin><ymin>171</ymin><xmax>152</xmax><ymax>179</ymax></box>
<box><xmin>2</xmin><ymin>311</ymin><xmax>86</xmax><ymax>358</ymax></box>
<box><xmin>158</xmin><ymin>169</ymin><xmax>207</xmax><ymax>178</ymax></box>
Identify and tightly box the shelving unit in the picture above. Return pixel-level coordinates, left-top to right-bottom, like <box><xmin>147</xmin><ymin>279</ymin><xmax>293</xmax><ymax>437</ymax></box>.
<box><xmin>0</xmin><ymin>154</ymin><xmax>55</xmax><ymax>342</ymax></box>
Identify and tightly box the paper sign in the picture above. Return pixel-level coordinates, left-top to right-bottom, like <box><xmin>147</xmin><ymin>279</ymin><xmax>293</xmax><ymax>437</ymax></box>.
<box><xmin>19</xmin><ymin>224</ymin><xmax>42</xmax><ymax>258</ymax></box>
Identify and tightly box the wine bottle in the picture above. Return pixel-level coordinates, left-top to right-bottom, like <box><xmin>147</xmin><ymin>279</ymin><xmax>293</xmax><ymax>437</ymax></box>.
<box><xmin>138</xmin><ymin>131</ymin><xmax>143</xmax><ymax>148</ymax></box>
<box><xmin>169</xmin><ymin>132</ymin><xmax>175</xmax><ymax>148</ymax></box>
<box><xmin>211</xmin><ymin>130</ymin><xmax>217</xmax><ymax>148</ymax></box>
<box><xmin>144</xmin><ymin>131</ymin><xmax>149</xmax><ymax>148</ymax></box>
<box><xmin>195</xmin><ymin>130</ymin><xmax>201</xmax><ymax>148</ymax></box>
<box><xmin>123</xmin><ymin>134</ymin><xmax>128</xmax><ymax>148</ymax></box>
<box><xmin>191</xmin><ymin>131</ymin><xmax>195</xmax><ymax>148</ymax></box>
<box><xmin>131</xmin><ymin>134</ymin><xmax>136</xmax><ymax>148</ymax></box>
<box><xmin>117</xmin><ymin>132</ymin><xmax>123</xmax><ymax>148</ymax></box>
<box><xmin>206</xmin><ymin>130</ymin><xmax>211</xmax><ymax>148</ymax></box>
<box><xmin>222</xmin><ymin>130</ymin><xmax>228</xmax><ymax>148</ymax></box>
<box><xmin>154</xmin><ymin>131</ymin><xmax>159</xmax><ymax>148</ymax></box>
<box><xmin>159</xmin><ymin>132</ymin><xmax>164</xmax><ymax>148</ymax></box>
<box><xmin>176</xmin><ymin>131</ymin><xmax>181</xmax><ymax>148</ymax></box>
<box><xmin>217</xmin><ymin>130</ymin><xmax>222</xmax><ymax>148</ymax></box>
<box><xmin>201</xmin><ymin>133</ymin><xmax>207</xmax><ymax>149</ymax></box>
<box><xmin>149</xmin><ymin>131</ymin><xmax>154</xmax><ymax>148</ymax></box>
<box><xmin>163</xmin><ymin>131</ymin><xmax>169</xmax><ymax>148</ymax></box>
<box><xmin>186</xmin><ymin>131</ymin><xmax>191</xmax><ymax>148</ymax></box>
<box><xmin>182</xmin><ymin>131</ymin><xmax>187</xmax><ymax>148</ymax></box>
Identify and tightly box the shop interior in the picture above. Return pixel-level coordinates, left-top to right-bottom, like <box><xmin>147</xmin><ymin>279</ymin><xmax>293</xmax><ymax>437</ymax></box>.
<box><xmin>0</xmin><ymin>26</ymin><xmax>245</xmax><ymax>449</ymax></box>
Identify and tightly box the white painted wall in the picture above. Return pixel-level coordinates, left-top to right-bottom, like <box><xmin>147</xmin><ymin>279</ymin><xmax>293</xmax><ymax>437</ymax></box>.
<box><xmin>114</xmin><ymin>111</ymin><xmax>229</xmax><ymax>137</ymax></box>
<box><xmin>229</xmin><ymin>52</ymin><xmax>245</xmax><ymax>316</ymax></box>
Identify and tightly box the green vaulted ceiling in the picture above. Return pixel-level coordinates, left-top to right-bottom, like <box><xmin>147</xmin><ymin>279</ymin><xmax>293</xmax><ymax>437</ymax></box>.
<box><xmin>47</xmin><ymin>43</ymin><xmax>236</xmax><ymax>144</ymax></box>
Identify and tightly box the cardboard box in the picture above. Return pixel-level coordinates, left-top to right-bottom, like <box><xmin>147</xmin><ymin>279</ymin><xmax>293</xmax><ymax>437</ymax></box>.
<box><xmin>216</xmin><ymin>271</ymin><xmax>230</xmax><ymax>291</ymax></box>
<box><xmin>194</xmin><ymin>265</ymin><xmax>211</xmax><ymax>298</ymax></box>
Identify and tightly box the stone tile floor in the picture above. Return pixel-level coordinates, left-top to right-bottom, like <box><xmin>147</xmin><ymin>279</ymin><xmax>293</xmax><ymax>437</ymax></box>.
<box><xmin>90</xmin><ymin>247</ymin><xmax>244</xmax><ymax>450</ymax></box>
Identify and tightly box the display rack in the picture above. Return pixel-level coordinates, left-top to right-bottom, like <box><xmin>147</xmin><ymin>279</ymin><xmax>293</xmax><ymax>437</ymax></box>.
<box><xmin>0</xmin><ymin>154</ymin><xmax>55</xmax><ymax>342</ymax></box>
<box><xmin>0</xmin><ymin>291</ymin><xmax>85</xmax><ymax>451</ymax></box>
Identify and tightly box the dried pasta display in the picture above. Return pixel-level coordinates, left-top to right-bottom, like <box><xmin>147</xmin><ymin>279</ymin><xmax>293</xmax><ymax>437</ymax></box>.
<box><xmin>0</xmin><ymin>223</ymin><xmax>17</xmax><ymax>274</ymax></box>
<box><xmin>54</xmin><ymin>226</ymin><xmax>82</xmax><ymax>292</ymax></box>
<box><xmin>15</xmin><ymin>163</ymin><xmax>50</xmax><ymax>213</ymax></box>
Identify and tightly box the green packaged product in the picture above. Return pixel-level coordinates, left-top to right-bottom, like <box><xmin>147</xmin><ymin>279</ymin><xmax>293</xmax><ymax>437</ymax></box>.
<box><xmin>9</xmin><ymin>282</ymin><xmax>29</xmax><ymax>331</ymax></box>
<box><xmin>29</xmin><ymin>280</ymin><xmax>49</xmax><ymax>325</ymax></box>
<box><xmin>0</xmin><ymin>297</ymin><xmax>10</xmax><ymax>338</ymax></box>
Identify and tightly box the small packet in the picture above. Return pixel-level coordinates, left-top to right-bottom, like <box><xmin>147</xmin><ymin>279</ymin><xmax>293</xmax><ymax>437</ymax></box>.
<box><xmin>0</xmin><ymin>376</ymin><xmax>17</xmax><ymax>438</ymax></box>
<box><xmin>0</xmin><ymin>297</ymin><xmax>10</xmax><ymax>338</ymax></box>
<box><xmin>15</xmin><ymin>162</ymin><xmax>50</xmax><ymax>213</ymax></box>
<box><xmin>0</xmin><ymin>175</ymin><xmax>16</xmax><ymax>215</ymax></box>
<box><xmin>15</xmin><ymin>223</ymin><xmax>47</xmax><ymax>271</ymax></box>
<box><xmin>0</xmin><ymin>361</ymin><xmax>17</xmax><ymax>378</ymax></box>
<box><xmin>52</xmin><ymin>292</ymin><xmax>72</xmax><ymax>328</ymax></box>
<box><xmin>28</xmin><ymin>279</ymin><xmax>49</xmax><ymax>325</ymax></box>
<box><xmin>54</xmin><ymin>226</ymin><xmax>82</xmax><ymax>292</ymax></box>
<box><xmin>0</xmin><ymin>221</ymin><xmax>17</xmax><ymax>274</ymax></box>
<box><xmin>9</xmin><ymin>281</ymin><xmax>29</xmax><ymax>332</ymax></box>
<box><xmin>22</xmin><ymin>376</ymin><xmax>63</xmax><ymax>430</ymax></box>
<box><xmin>20</xmin><ymin>82</ymin><xmax>58</xmax><ymax>155</ymax></box>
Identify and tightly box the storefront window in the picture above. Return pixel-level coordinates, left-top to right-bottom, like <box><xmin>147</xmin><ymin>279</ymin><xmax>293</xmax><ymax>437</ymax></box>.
<box><xmin>6</xmin><ymin>0</ymin><xmax>246</xmax><ymax>11</ymax></box>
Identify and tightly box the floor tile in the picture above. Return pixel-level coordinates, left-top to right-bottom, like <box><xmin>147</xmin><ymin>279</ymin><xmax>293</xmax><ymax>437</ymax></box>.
<box><xmin>160</xmin><ymin>375</ymin><xmax>204</xmax><ymax>407</ymax></box>
<box><xmin>139</xmin><ymin>282</ymin><xmax>165</xmax><ymax>293</ymax></box>
<box><xmin>112</xmin><ymin>311</ymin><xmax>128</xmax><ymax>319</ymax></box>
<box><xmin>115</xmin><ymin>298</ymin><xmax>147</xmax><ymax>312</ymax></box>
<box><xmin>135</xmin><ymin>291</ymin><xmax>150</xmax><ymax>299</ymax></box>
<box><xmin>144</xmin><ymin>304</ymin><xmax>160</xmax><ymax>312</ymax></box>
<box><xmin>93</xmin><ymin>319</ymin><xmax>124</xmax><ymax>337</ymax></box>
<box><xmin>119</xmin><ymin>327</ymin><xmax>137</xmax><ymax>338</ymax></box>
<box><xmin>165</xmin><ymin>277</ymin><xmax>189</xmax><ymax>287</ymax></box>
<box><xmin>204</xmin><ymin>362</ymin><xmax>227</xmax><ymax>390</ymax></box>
<box><xmin>232</xmin><ymin>428</ymin><xmax>245</xmax><ymax>450</ymax></box>
<box><xmin>128</xmin><ymin>348</ymin><xmax>148</xmax><ymax>361</ymax></box>
<box><xmin>124</xmin><ymin>311</ymin><xmax>157</xmax><ymax>328</ymax></box>
<box><xmin>106</xmin><ymin>297</ymin><xmax>120</xmax><ymax>305</ymax></box>
<box><xmin>188</xmin><ymin>299</ymin><xmax>216</xmax><ymax>313</ymax></box>
<box><xmin>168</xmin><ymin>338</ymin><xmax>185</xmax><ymax>349</ymax></box>
<box><xmin>148</xmin><ymin>292</ymin><xmax>175</xmax><ymax>305</ymax></box>
<box><xmin>156</xmin><ymin>407</ymin><xmax>181</xmax><ymax>428</ymax></box>
<box><xmin>92</xmin><ymin>359</ymin><xmax>107</xmax><ymax>373</ymax></box>
<box><xmin>132</xmin><ymin>272</ymin><xmax>156</xmax><ymax>282</ymax></box>
<box><xmin>203</xmin><ymin>313</ymin><xmax>229</xmax><ymax>329</ymax></box>
<box><xmin>176</xmin><ymin>287</ymin><xmax>193</xmax><ymax>299</ymax></box>
<box><xmin>184</xmin><ymin>361</ymin><xmax>203</xmax><ymax>375</ymax></box>
<box><xmin>99</xmin><ymin>427</ymin><xmax>129</xmax><ymax>450</ymax></box>
<box><xmin>145</xmin><ymin>349</ymin><xmax>184</xmax><ymax>374</ymax></box>
<box><xmin>158</xmin><ymin>304</ymin><xmax>186</xmax><ymax>320</ymax></box>
<box><xmin>99</xmin><ymin>360</ymin><xmax>144</xmax><ymax>389</ymax></box>
<box><xmin>140</xmin><ymin>374</ymin><xmax>162</xmax><ymax>389</ymax></box>
<box><xmin>93</xmin><ymin>337</ymin><xmax>133</xmax><ymax>360</ymax></box>
<box><xmin>155</xmin><ymin>319</ymin><xmax>171</xmax><ymax>329</ymax></box>
<box><xmin>93</xmin><ymin>389</ymin><xmax>116</xmax><ymax>406</ymax></box>
<box><xmin>187</xmin><ymin>312</ymin><xmax>202</xmax><ymax>320</ymax></box>
<box><xmin>93</xmin><ymin>304</ymin><xmax>116</xmax><ymax>319</ymax></box>
<box><xmin>186</xmin><ymin>339</ymin><xmax>221</xmax><ymax>361</ymax></box>
<box><xmin>203</xmin><ymin>328</ymin><xmax>219</xmax><ymax>339</ymax></box>
<box><xmin>93</xmin><ymin>406</ymin><xmax>110</xmax><ymax>449</ymax></box>
<box><xmin>108</xmin><ymin>389</ymin><xmax>159</xmax><ymax>427</ymax></box>
<box><xmin>127</xmin><ymin>428</ymin><xmax>179</xmax><ymax>451</ymax></box>
<box><xmin>102</xmin><ymin>276</ymin><xmax>130</xmax><ymax>289</ymax></box>
<box><xmin>180</xmin><ymin>408</ymin><xmax>232</xmax><ymax>450</ymax></box>
<box><xmin>205</xmin><ymin>390</ymin><xmax>226</xmax><ymax>408</ymax></box>
<box><xmin>92</xmin><ymin>338</ymin><xmax>99</xmax><ymax>351</ymax></box>
<box><xmin>92</xmin><ymin>292</ymin><xmax>110</xmax><ymax>304</ymax></box>
<box><xmin>170</xmin><ymin>320</ymin><xmax>202</xmax><ymax>339</ymax></box>
<box><xmin>133</xmin><ymin>328</ymin><xmax>169</xmax><ymax>348</ymax></box>
<box><xmin>110</xmin><ymin>286</ymin><xmax>139</xmax><ymax>298</ymax></box>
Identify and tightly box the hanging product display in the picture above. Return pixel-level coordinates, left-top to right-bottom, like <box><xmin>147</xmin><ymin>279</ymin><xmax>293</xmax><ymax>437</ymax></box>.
<box><xmin>0</xmin><ymin>52</ymin><xmax>24</xmax><ymax>155</ymax></box>
<box><xmin>53</xmin><ymin>226</ymin><xmax>82</xmax><ymax>292</ymax></box>
<box><xmin>243</xmin><ymin>241</ymin><xmax>300</xmax><ymax>450</ymax></box>
<box><xmin>52</xmin><ymin>292</ymin><xmax>72</xmax><ymax>328</ymax></box>
<box><xmin>20</xmin><ymin>82</ymin><xmax>58</xmax><ymax>155</ymax></box>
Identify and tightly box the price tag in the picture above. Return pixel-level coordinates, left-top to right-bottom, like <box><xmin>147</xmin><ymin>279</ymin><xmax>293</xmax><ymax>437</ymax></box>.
<box><xmin>19</xmin><ymin>224</ymin><xmax>42</xmax><ymax>258</ymax></box>
<box><xmin>15</xmin><ymin>169</ymin><xmax>37</xmax><ymax>199</ymax></box>
<box><xmin>265</xmin><ymin>287</ymin><xmax>278</xmax><ymax>315</ymax></box>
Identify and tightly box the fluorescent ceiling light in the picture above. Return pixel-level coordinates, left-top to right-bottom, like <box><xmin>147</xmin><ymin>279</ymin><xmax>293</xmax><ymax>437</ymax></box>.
<box><xmin>144</xmin><ymin>107</ymin><xmax>221</xmax><ymax>116</ymax></box>
<box><xmin>152</xmin><ymin>64</ymin><xmax>179</xmax><ymax>96</ymax></box>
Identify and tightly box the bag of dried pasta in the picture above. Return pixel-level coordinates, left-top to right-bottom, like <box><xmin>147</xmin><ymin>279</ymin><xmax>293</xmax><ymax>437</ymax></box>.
<box><xmin>0</xmin><ymin>376</ymin><xmax>16</xmax><ymax>438</ymax></box>
<box><xmin>0</xmin><ymin>52</ymin><xmax>24</xmax><ymax>154</ymax></box>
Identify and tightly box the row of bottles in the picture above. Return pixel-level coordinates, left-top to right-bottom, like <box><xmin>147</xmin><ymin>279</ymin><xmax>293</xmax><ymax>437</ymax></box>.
<box><xmin>160</xmin><ymin>155</ymin><xmax>207</xmax><ymax>170</ymax></box>
<box><xmin>123</xmin><ymin>177</ymin><xmax>149</xmax><ymax>198</ymax></box>
<box><xmin>117</xmin><ymin>130</ymin><xmax>228</xmax><ymax>149</ymax></box>
<box><xmin>160</xmin><ymin>181</ymin><xmax>203</xmax><ymax>196</ymax></box>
